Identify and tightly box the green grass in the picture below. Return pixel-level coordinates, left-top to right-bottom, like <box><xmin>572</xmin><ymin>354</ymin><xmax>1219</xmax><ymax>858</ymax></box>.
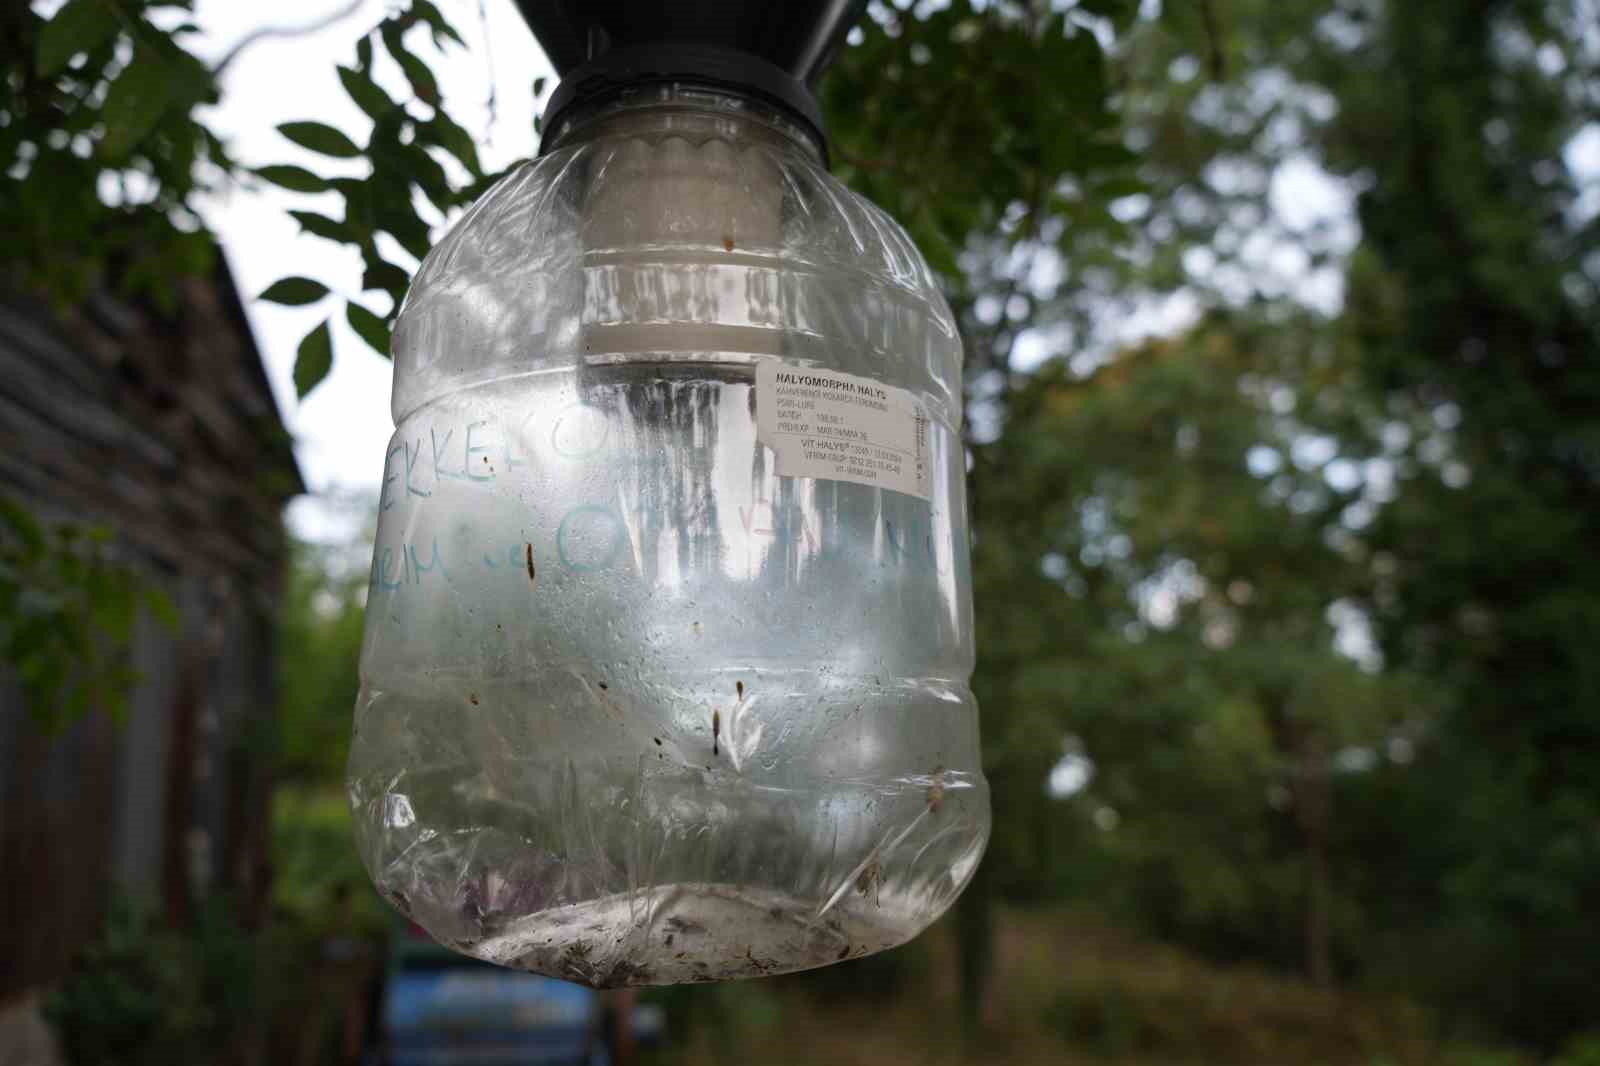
<box><xmin>640</xmin><ymin>906</ymin><xmax>1536</xmax><ymax>1066</ymax></box>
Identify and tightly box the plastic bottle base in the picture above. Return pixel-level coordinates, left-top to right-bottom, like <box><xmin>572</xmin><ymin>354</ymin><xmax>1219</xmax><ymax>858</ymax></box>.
<box><xmin>438</xmin><ymin>881</ymin><xmax>917</xmax><ymax>987</ymax></box>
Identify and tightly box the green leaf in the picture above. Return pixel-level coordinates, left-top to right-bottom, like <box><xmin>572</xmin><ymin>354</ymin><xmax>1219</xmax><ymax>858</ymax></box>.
<box><xmin>346</xmin><ymin>300</ymin><xmax>391</xmax><ymax>357</ymax></box>
<box><xmin>145</xmin><ymin>588</ymin><xmax>179</xmax><ymax>631</ymax></box>
<box><xmin>369</xmin><ymin>127</ymin><xmax>457</xmax><ymax>214</ymax></box>
<box><xmin>0</xmin><ymin>496</ymin><xmax>46</xmax><ymax>557</ymax></box>
<box><xmin>337</xmin><ymin>65</ymin><xmax>397</xmax><ymax>121</ymax></box>
<box><xmin>533</xmin><ymin>76</ymin><xmax>547</xmax><ymax>98</ymax></box>
<box><xmin>419</xmin><ymin>113</ymin><xmax>481</xmax><ymax>177</ymax></box>
<box><xmin>277</xmin><ymin>121</ymin><xmax>361</xmax><ymax>159</ymax></box>
<box><xmin>103</xmin><ymin>687</ymin><xmax>131</xmax><ymax>726</ymax></box>
<box><xmin>361</xmin><ymin>252</ymin><xmax>410</xmax><ymax>298</ymax></box>
<box><xmin>165</xmin><ymin>49</ymin><xmax>218</xmax><ymax>109</ymax></box>
<box><xmin>36</xmin><ymin>0</ymin><xmax>121</xmax><ymax>77</ymax></box>
<box><xmin>1078</xmin><ymin>0</ymin><xmax>1139</xmax><ymax>28</ymax></box>
<box><xmin>335</xmin><ymin>177</ymin><xmax>379</xmax><ymax>236</ymax></box>
<box><xmin>253</xmin><ymin>164</ymin><xmax>330</xmax><ymax>193</ymax></box>
<box><xmin>257</xmin><ymin>277</ymin><xmax>330</xmax><ymax>306</ymax></box>
<box><xmin>61</xmin><ymin>677</ymin><xmax>95</xmax><ymax>732</ymax></box>
<box><xmin>378</xmin><ymin>205</ymin><xmax>432</xmax><ymax>260</ymax></box>
<box><xmin>356</xmin><ymin>34</ymin><xmax>373</xmax><ymax>72</ymax></box>
<box><xmin>405</xmin><ymin>145</ymin><xmax>456</xmax><ymax>213</ymax></box>
<box><xmin>289</xmin><ymin>210</ymin><xmax>352</xmax><ymax>243</ymax></box>
<box><xmin>1093</xmin><ymin>176</ymin><xmax>1148</xmax><ymax>200</ymax></box>
<box><xmin>410</xmin><ymin>0</ymin><xmax>465</xmax><ymax>47</ymax></box>
<box><xmin>293</xmin><ymin>321</ymin><xmax>333</xmax><ymax>398</ymax></box>
<box><xmin>365</xmin><ymin>118</ymin><xmax>415</xmax><ymax>181</ymax></box>
<box><xmin>381</xmin><ymin>23</ymin><xmax>440</xmax><ymax>105</ymax></box>
<box><xmin>90</xmin><ymin>571</ymin><xmax>137</xmax><ymax>643</ymax></box>
<box><xmin>97</xmin><ymin>51</ymin><xmax>177</xmax><ymax>160</ymax></box>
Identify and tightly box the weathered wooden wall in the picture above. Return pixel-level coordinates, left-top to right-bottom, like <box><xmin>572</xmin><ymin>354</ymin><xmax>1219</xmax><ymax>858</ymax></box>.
<box><xmin>0</xmin><ymin>257</ymin><xmax>301</xmax><ymax>999</ymax></box>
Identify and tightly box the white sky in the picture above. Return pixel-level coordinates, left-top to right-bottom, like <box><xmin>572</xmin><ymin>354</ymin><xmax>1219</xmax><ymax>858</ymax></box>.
<box><xmin>177</xmin><ymin>1</ymin><xmax>553</xmax><ymax>538</ymax></box>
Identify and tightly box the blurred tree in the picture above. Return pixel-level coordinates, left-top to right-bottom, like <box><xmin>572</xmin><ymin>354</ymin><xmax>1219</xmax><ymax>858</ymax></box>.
<box><xmin>978</xmin><ymin>311</ymin><xmax>1432</xmax><ymax>986</ymax></box>
<box><xmin>0</xmin><ymin>496</ymin><xmax>176</xmax><ymax>732</ymax></box>
<box><xmin>275</xmin><ymin>528</ymin><xmax>368</xmax><ymax>785</ymax></box>
<box><xmin>0</xmin><ymin>0</ymin><xmax>227</xmax><ymax>306</ymax></box>
<box><xmin>1317</xmin><ymin>0</ymin><xmax>1600</xmax><ymax>1049</ymax></box>
<box><xmin>1061</xmin><ymin>0</ymin><xmax>1600</xmax><ymax>1047</ymax></box>
<box><xmin>269</xmin><ymin>499</ymin><xmax>384</xmax><ymax>926</ymax></box>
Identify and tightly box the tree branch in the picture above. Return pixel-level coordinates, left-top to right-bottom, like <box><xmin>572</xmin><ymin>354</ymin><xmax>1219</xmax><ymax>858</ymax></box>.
<box><xmin>478</xmin><ymin>0</ymin><xmax>498</xmax><ymax>137</ymax></box>
<box><xmin>835</xmin><ymin>148</ymin><xmax>901</xmax><ymax>174</ymax></box>
<box><xmin>213</xmin><ymin>0</ymin><xmax>366</xmax><ymax>77</ymax></box>
<box><xmin>1200</xmin><ymin>0</ymin><xmax>1227</xmax><ymax>81</ymax></box>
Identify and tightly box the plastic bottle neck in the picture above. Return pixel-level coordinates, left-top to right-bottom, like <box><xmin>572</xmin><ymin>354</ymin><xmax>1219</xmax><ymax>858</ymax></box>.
<box><xmin>540</xmin><ymin>84</ymin><xmax>826</xmax><ymax>168</ymax></box>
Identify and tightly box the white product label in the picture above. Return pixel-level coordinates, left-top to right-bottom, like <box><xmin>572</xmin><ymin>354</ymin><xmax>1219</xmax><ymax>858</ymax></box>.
<box><xmin>755</xmin><ymin>361</ymin><xmax>931</xmax><ymax>501</ymax></box>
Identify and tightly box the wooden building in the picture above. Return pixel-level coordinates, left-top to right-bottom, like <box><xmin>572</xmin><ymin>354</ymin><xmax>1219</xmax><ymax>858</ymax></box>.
<box><xmin>0</xmin><ymin>254</ymin><xmax>303</xmax><ymax>1005</ymax></box>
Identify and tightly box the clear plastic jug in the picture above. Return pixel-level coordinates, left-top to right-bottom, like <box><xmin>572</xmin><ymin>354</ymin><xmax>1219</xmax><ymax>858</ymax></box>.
<box><xmin>349</xmin><ymin>86</ymin><xmax>989</xmax><ymax>987</ymax></box>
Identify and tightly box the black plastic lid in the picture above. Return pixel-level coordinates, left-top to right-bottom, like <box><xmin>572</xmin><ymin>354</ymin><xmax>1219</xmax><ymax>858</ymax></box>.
<box><xmin>513</xmin><ymin>0</ymin><xmax>867</xmax><ymax>156</ymax></box>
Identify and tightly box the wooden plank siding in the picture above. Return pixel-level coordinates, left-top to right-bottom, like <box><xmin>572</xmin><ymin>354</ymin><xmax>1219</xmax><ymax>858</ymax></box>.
<box><xmin>0</xmin><ymin>254</ymin><xmax>302</xmax><ymax>1000</ymax></box>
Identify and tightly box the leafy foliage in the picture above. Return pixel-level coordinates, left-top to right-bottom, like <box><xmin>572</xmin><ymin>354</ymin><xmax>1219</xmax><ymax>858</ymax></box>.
<box><xmin>271</xmin><ymin>786</ymin><xmax>388</xmax><ymax>938</ymax></box>
<box><xmin>972</xmin><ymin>314</ymin><xmax>1431</xmax><ymax>980</ymax></box>
<box><xmin>826</xmin><ymin>1</ymin><xmax>1135</xmax><ymax>286</ymax></box>
<box><xmin>277</xmin><ymin>120</ymin><xmax>362</xmax><ymax>160</ymax></box>
<box><xmin>1</xmin><ymin>0</ymin><xmax>228</xmax><ymax>307</ymax></box>
<box><xmin>274</xmin><ymin>528</ymin><xmax>367</xmax><ymax>784</ymax></box>
<box><xmin>0</xmin><ymin>497</ymin><xmax>175</xmax><ymax>733</ymax></box>
<box><xmin>34</xmin><ymin>520</ymin><xmax>384</xmax><ymax>1059</ymax></box>
<box><xmin>2</xmin><ymin>0</ymin><xmax>502</xmax><ymax>395</ymax></box>
<box><xmin>257</xmin><ymin>276</ymin><xmax>330</xmax><ymax>306</ymax></box>
<box><xmin>1318</xmin><ymin>0</ymin><xmax>1600</xmax><ymax>1046</ymax></box>
<box><xmin>825</xmin><ymin>0</ymin><xmax>1142</xmax><ymax>390</ymax></box>
<box><xmin>345</xmin><ymin>299</ymin><xmax>391</xmax><ymax>356</ymax></box>
<box><xmin>831</xmin><ymin>0</ymin><xmax>1600</xmax><ymax>1051</ymax></box>
<box><xmin>43</xmin><ymin>896</ymin><xmax>260</xmax><ymax>1066</ymax></box>
<box><xmin>252</xmin><ymin>3</ymin><xmax>511</xmax><ymax>396</ymax></box>
<box><xmin>291</xmin><ymin>319</ymin><xmax>334</xmax><ymax>399</ymax></box>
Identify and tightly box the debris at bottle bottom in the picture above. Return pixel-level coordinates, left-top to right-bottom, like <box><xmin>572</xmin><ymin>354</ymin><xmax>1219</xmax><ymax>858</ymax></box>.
<box><xmin>427</xmin><ymin>883</ymin><xmax>912</xmax><ymax>988</ymax></box>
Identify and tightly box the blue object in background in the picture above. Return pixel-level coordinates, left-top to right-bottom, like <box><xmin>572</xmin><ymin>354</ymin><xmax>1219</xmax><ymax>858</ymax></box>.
<box><xmin>378</xmin><ymin>920</ymin><xmax>663</xmax><ymax>1066</ymax></box>
<box><xmin>384</xmin><ymin>967</ymin><xmax>596</xmax><ymax>1065</ymax></box>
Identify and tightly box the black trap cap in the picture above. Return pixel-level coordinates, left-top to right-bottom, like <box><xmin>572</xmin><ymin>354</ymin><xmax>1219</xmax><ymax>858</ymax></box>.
<box><xmin>513</xmin><ymin>0</ymin><xmax>868</xmax><ymax>154</ymax></box>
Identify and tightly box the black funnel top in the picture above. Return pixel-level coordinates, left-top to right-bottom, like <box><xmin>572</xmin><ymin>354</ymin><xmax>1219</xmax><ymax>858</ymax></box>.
<box><xmin>514</xmin><ymin>0</ymin><xmax>867</xmax><ymax>153</ymax></box>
